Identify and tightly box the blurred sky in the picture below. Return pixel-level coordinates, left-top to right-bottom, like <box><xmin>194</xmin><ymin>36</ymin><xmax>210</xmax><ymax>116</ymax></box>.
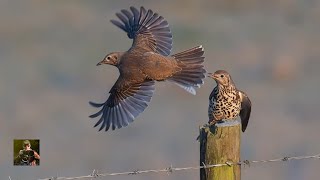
<box><xmin>1</xmin><ymin>0</ymin><xmax>320</xmax><ymax>180</ymax></box>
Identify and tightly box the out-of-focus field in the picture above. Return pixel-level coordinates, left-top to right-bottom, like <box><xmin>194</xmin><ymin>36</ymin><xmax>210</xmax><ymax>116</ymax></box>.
<box><xmin>1</xmin><ymin>1</ymin><xmax>320</xmax><ymax>180</ymax></box>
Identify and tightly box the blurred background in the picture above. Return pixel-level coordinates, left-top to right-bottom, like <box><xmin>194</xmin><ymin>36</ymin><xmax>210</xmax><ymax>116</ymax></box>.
<box><xmin>1</xmin><ymin>0</ymin><xmax>320</xmax><ymax>179</ymax></box>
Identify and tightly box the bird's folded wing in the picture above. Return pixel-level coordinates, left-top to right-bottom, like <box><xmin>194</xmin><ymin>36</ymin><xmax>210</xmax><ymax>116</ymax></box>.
<box><xmin>239</xmin><ymin>91</ymin><xmax>251</xmax><ymax>132</ymax></box>
<box><xmin>111</xmin><ymin>6</ymin><xmax>172</xmax><ymax>56</ymax></box>
<box><xmin>89</xmin><ymin>80</ymin><xmax>155</xmax><ymax>131</ymax></box>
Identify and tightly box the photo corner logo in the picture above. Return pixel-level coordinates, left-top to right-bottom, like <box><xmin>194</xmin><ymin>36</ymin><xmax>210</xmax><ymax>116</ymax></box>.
<box><xmin>13</xmin><ymin>139</ymin><xmax>40</xmax><ymax>166</ymax></box>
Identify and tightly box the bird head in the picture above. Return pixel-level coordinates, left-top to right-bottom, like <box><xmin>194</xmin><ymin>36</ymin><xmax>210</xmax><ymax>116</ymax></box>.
<box><xmin>97</xmin><ymin>52</ymin><xmax>123</xmax><ymax>66</ymax></box>
<box><xmin>208</xmin><ymin>70</ymin><xmax>233</xmax><ymax>87</ymax></box>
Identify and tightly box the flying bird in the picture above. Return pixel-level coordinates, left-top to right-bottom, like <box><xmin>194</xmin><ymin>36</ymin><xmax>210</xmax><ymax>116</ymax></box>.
<box><xmin>90</xmin><ymin>6</ymin><xmax>206</xmax><ymax>131</ymax></box>
<box><xmin>208</xmin><ymin>70</ymin><xmax>251</xmax><ymax>132</ymax></box>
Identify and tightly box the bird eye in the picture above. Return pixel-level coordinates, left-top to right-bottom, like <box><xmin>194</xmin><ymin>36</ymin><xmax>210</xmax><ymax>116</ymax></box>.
<box><xmin>114</xmin><ymin>56</ymin><xmax>117</xmax><ymax>60</ymax></box>
<box><xmin>220</xmin><ymin>75</ymin><xmax>224</xmax><ymax>78</ymax></box>
<box><xmin>107</xmin><ymin>56</ymin><xmax>111</xmax><ymax>60</ymax></box>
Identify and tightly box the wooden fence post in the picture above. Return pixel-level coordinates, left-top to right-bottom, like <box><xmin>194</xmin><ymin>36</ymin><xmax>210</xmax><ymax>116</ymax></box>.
<box><xmin>199</xmin><ymin>121</ymin><xmax>241</xmax><ymax>180</ymax></box>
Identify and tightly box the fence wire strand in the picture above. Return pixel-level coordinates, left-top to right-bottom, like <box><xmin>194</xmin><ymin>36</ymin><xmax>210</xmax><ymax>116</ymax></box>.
<box><xmin>21</xmin><ymin>153</ymin><xmax>320</xmax><ymax>180</ymax></box>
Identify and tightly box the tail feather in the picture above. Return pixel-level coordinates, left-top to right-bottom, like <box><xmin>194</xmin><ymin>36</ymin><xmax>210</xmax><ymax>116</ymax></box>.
<box><xmin>176</xmin><ymin>57</ymin><xmax>205</xmax><ymax>64</ymax></box>
<box><xmin>172</xmin><ymin>46</ymin><xmax>204</xmax><ymax>58</ymax></box>
<box><xmin>169</xmin><ymin>46</ymin><xmax>206</xmax><ymax>95</ymax></box>
<box><xmin>172</xmin><ymin>74</ymin><xmax>204</xmax><ymax>84</ymax></box>
<box><xmin>174</xmin><ymin>72</ymin><xmax>205</xmax><ymax>79</ymax></box>
<box><xmin>175</xmin><ymin>83</ymin><xmax>197</xmax><ymax>95</ymax></box>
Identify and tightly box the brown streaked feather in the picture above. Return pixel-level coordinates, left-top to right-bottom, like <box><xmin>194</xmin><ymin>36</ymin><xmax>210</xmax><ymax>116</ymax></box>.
<box><xmin>140</xmin><ymin>52</ymin><xmax>180</xmax><ymax>80</ymax></box>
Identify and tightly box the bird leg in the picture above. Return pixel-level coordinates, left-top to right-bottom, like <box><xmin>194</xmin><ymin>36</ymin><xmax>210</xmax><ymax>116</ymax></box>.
<box><xmin>208</xmin><ymin>119</ymin><xmax>222</xmax><ymax>126</ymax></box>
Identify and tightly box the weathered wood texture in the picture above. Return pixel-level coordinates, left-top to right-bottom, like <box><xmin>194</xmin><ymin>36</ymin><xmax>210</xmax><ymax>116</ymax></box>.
<box><xmin>200</xmin><ymin>121</ymin><xmax>241</xmax><ymax>180</ymax></box>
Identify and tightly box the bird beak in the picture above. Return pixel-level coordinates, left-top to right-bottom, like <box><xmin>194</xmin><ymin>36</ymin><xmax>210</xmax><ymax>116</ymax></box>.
<box><xmin>212</xmin><ymin>74</ymin><xmax>218</xmax><ymax>80</ymax></box>
<box><xmin>96</xmin><ymin>59</ymin><xmax>104</xmax><ymax>66</ymax></box>
<box><xmin>207</xmin><ymin>72</ymin><xmax>219</xmax><ymax>80</ymax></box>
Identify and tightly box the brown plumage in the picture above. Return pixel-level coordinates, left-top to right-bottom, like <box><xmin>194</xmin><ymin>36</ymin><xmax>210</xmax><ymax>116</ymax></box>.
<box><xmin>90</xmin><ymin>6</ymin><xmax>206</xmax><ymax>131</ymax></box>
<box><xmin>208</xmin><ymin>70</ymin><xmax>251</xmax><ymax>132</ymax></box>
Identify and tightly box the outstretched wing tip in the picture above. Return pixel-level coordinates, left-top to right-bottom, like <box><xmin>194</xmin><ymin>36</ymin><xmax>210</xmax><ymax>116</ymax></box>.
<box><xmin>111</xmin><ymin>6</ymin><xmax>172</xmax><ymax>56</ymax></box>
<box><xmin>90</xmin><ymin>81</ymin><xmax>155</xmax><ymax>132</ymax></box>
<box><xmin>89</xmin><ymin>101</ymin><xmax>106</xmax><ymax>108</ymax></box>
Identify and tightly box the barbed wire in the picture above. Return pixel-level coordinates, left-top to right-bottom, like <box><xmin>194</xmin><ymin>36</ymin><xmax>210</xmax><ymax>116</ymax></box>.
<box><xmin>17</xmin><ymin>153</ymin><xmax>318</xmax><ymax>180</ymax></box>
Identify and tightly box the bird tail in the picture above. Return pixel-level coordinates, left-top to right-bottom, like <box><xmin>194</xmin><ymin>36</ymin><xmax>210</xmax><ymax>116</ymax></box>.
<box><xmin>168</xmin><ymin>46</ymin><xmax>206</xmax><ymax>95</ymax></box>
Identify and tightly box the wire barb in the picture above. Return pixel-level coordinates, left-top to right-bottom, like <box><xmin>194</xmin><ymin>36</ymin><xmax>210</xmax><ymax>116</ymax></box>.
<box><xmin>165</xmin><ymin>164</ymin><xmax>173</xmax><ymax>175</ymax></box>
<box><xmin>34</xmin><ymin>153</ymin><xmax>320</xmax><ymax>180</ymax></box>
<box><xmin>128</xmin><ymin>169</ymin><xmax>140</xmax><ymax>175</ymax></box>
<box><xmin>225</xmin><ymin>161</ymin><xmax>233</xmax><ymax>167</ymax></box>
<box><xmin>91</xmin><ymin>169</ymin><xmax>98</xmax><ymax>178</ymax></box>
<box><xmin>243</xmin><ymin>160</ymin><xmax>250</xmax><ymax>167</ymax></box>
<box><xmin>282</xmin><ymin>157</ymin><xmax>289</xmax><ymax>161</ymax></box>
<box><xmin>201</xmin><ymin>162</ymin><xmax>207</xmax><ymax>168</ymax></box>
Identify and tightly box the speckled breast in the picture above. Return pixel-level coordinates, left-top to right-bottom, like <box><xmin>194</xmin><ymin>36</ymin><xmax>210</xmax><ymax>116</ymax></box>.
<box><xmin>208</xmin><ymin>87</ymin><xmax>241</xmax><ymax>121</ymax></box>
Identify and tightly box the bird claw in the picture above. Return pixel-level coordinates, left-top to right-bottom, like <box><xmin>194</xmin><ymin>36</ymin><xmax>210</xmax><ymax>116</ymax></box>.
<box><xmin>200</xmin><ymin>123</ymin><xmax>210</xmax><ymax>129</ymax></box>
<box><xmin>197</xmin><ymin>123</ymin><xmax>211</xmax><ymax>141</ymax></box>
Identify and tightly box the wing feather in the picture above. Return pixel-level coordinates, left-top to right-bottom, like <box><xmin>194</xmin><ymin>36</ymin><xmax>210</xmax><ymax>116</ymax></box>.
<box><xmin>239</xmin><ymin>91</ymin><xmax>251</xmax><ymax>132</ymax></box>
<box><xmin>89</xmin><ymin>80</ymin><xmax>155</xmax><ymax>131</ymax></box>
<box><xmin>110</xmin><ymin>6</ymin><xmax>173</xmax><ymax>56</ymax></box>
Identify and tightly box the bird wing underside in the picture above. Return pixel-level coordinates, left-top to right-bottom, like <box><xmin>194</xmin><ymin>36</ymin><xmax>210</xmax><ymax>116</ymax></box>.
<box><xmin>89</xmin><ymin>80</ymin><xmax>155</xmax><ymax>131</ymax></box>
<box><xmin>110</xmin><ymin>6</ymin><xmax>173</xmax><ymax>56</ymax></box>
<box><xmin>239</xmin><ymin>90</ymin><xmax>251</xmax><ymax>132</ymax></box>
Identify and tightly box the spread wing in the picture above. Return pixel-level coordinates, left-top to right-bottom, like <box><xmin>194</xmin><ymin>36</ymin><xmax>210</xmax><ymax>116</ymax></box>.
<box><xmin>89</xmin><ymin>80</ymin><xmax>155</xmax><ymax>131</ymax></box>
<box><xmin>239</xmin><ymin>91</ymin><xmax>251</xmax><ymax>132</ymax></box>
<box><xmin>110</xmin><ymin>6</ymin><xmax>173</xmax><ymax>56</ymax></box>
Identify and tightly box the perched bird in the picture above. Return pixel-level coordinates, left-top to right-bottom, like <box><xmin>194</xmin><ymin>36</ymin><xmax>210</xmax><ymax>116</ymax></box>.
<box><xmin>208</xmin><ymin>70</ymin><xmax>251</xmax><ymax>132</ymax></box>
<box><xmin>90</xmin><ymin>6</ymin><xmax>206</xmax><ymax>131</ymax></box>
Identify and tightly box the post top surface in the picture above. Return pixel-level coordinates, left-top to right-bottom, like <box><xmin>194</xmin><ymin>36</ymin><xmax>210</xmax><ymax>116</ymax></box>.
<box><xmin>215</xmin><ymin>120</ymin><xmax>240</xmax><ymax>127</ymax></box>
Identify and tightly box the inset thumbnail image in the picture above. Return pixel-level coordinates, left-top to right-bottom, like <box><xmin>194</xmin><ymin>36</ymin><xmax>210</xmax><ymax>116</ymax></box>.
<box><xmin>13</xmin><ymin>139</ymin><xmax>40</xmax><ymax>166</ymax></box>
